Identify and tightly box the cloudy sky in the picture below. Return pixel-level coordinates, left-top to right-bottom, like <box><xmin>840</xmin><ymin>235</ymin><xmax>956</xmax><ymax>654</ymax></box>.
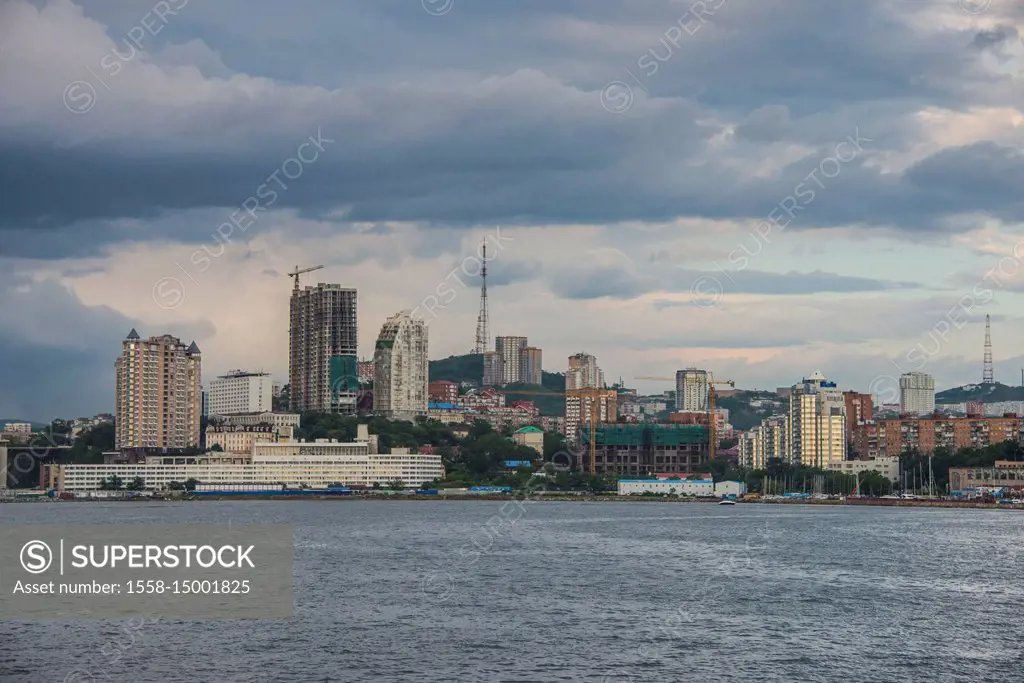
<box><xmin>1</xmin><ymin>0</ymin><xmax>1023</xmax><ymax>420</ymax></box>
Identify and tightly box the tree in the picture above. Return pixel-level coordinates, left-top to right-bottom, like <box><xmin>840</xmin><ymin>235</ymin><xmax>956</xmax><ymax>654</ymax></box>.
<box><xmin>543</xmin><ymin>431</ymin><xmax>567</xmax><ymax>459</ymax></box>
<box><xmin>387</xmin><ymin>479</ymin><xmax>407</xmax><ymax>491</ymax></box>
<box><xmin>126</xmin><ymin>477</ymin><xmax>146</xmax><ymax>491</ymax></box>
<box><xmin>184</xmin><ymin>478</ymin><xmax>199</xmax><ymax>492</ymax></box>
<box><xmin>103</xmin><ymin>475</ymin><xmax>124</xmax><ymax>491</ymax></box>
<box><xmin>209</xmin><ymin>443</ymin><xmax>223</xmax><ymax>452</ymax></box>
<box><xmin>167</xmin><ymin>481</ymin><xmax>185</xmax><ymax>491</ymax></box>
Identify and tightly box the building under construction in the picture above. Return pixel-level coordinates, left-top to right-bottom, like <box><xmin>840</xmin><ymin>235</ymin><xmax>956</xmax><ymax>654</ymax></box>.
<box><xmin>579</xmin><ymin>423</ymin><xmax>710</xmax><ymax>477</ymax></box>
<box><xmin>289</xmin><ymin>283</ymin><xmax>358</xmax><ymax>413</ymax></box>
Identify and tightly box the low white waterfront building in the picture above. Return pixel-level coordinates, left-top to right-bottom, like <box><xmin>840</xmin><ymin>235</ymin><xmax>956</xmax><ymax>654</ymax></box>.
<box><xmin>45</xmin><ymin>425</ymin><xmax>441</xmax><ymax>491</ymax></box>
<box><xmin>618</xmin><ymin>479</ymin><xmax>714</xmax><ymax>497</ymax></box>
<box><xmin>825</xmin><ymin>457</ymin><xmax>899</xmax><ymax>484</ymax></box>
<box><xmin>714</xmin><ymin>481</ymin><xmax>747</xmax><ymax>498</ymax></box>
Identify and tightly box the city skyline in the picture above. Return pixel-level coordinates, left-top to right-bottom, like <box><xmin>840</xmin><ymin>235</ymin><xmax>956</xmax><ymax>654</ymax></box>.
<box><xmin>3</xmin><ymin>1</ymin><xmax>1024</xmax><ymax>420</ymax></box>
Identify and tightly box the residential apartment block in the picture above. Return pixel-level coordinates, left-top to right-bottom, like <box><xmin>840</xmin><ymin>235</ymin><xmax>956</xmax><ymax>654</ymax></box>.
<box><xmin>738</xmin><ymin>415</ymin><xmax>786</xmax><ymax>469</ymax></box>
<box><xmin>373</xmin><ymin>311</ymin><xmax>429</xmax><ymax>420</ymax></box>
<box><xmin>114</xmin><ymin>329</ymin><xmax>202</xmax><ymax>450</ymax></box>
<box><xmin>566</xmin><ymin>352</ymin><xmax>604</xmax><ymax>390</ymax></box>
<box><xmin>852</xmin><ymin>415</ymin><xmax>1021</xmax><ymax>458</ymax></box>
<box><xmin>495</xmin><ymin>336</ymin><xmax>528</xmax><ymax>384</ymax></box>
<box><xmin>788</xmin><ymin>371</ymin><xmax>846</xmax><ymax>468</ymax></box>
<box><xmin>899</xmin><ymin>372</ymin><xmax>936</xmax><ymax>416</ymax></box>
<box><xmin>521</xmin><ymin>347</ymin><xmax>543</xmax><ymax>385</ymax></box>
<box><xmin>675</xmin><ymin>368</ymin><xmax>709</xmax><ymax>412</ymax></box>
<box><xmin>564</xmin><ymin>388</ymin><xmax>617</xmax><ymax>444</ymax></box>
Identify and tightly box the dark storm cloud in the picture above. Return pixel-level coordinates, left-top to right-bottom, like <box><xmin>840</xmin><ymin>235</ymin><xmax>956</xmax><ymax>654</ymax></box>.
<box><xmin>2</xmin><ymin>0</ymin><xmax>1020</xmax><ymax>260</ymax></box>
<box><xmin>0</xmin><ymin>272</ymin><xmax>215</xmax><ymax>419</ymax></box>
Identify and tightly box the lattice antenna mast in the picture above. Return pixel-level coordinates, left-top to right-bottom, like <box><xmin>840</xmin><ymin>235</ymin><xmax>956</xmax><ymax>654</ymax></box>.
<box><xmin>983</xmin><ymin>314</ymin><xmax>994</xmax><ymax>384</ymax></box>
<box><xmin>474</xmin><ymin>242</ymin><xmax>490</xmax><ymax>354</ymax></box>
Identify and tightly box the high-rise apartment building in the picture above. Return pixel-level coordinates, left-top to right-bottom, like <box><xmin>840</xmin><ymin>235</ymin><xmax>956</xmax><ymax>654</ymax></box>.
<box><xmin>787</xmin><ymin>370</ymin><xmax>846</xmax><ymax>468</ymax></box>
<box><xmin>567</xmin><ymin>352</ymin><xmax>604</xmax><ymax>390</ymax></box>
<box><xmin>289</xmin><ymin>283</ymin><xmax>358</xmax><ymax>413</ymax></box>
<box><xmin>899</xmin><ymin>372</ymin><xmax>935</xmax><ymax>416</ymax></box>
<box><xmin>373</xmin><ymin>311</ymin><xmax>429</xmax><ymax>420</ymax></box>
<box><xmin>114</xmin><ymin>329</ymin><xmax>202</xmax><ymax>450</ymax></box>
<box><xmin>739</xmin><ymin>415</ymin><xmax>787</xmax><ymax>469</ymax></box>
<box><xmin>675</xmin><ymin>368</ymin><xmax>709</xmax><ymax>411</ymax></box>
<box><xmin>208</xmin><ymin>370</ymin><xmax>273</xmax><ymax>416</ymax></box>
<box><xmin>481</xmin><ymin>351</ymin><xmax>502</xmax><ymax>387</ymax></box>
<box><xmin>843</xmin><ymin>391</ymin><xmax>873</xmax><ymax>445</ymax></box>
<box><xmin>564</xmin><ymin>388</ymin><xmax>617</xmax><ymax>444</ymax></box>
<box><xmin>521</xmin><ymin>347</ymin><xmax>543</xmax><ymax>385</ymax></box>
<box><xmin>495</xmin><ymin>336</ymin><xmax>529</xmax><ymax>384</ymax></box>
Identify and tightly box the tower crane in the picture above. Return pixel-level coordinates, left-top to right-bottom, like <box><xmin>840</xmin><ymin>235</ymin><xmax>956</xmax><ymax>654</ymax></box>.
<box><xmin>288</xmin><ymin>264</ymin><xmax>324</xmax><ymax>291</ymax></box>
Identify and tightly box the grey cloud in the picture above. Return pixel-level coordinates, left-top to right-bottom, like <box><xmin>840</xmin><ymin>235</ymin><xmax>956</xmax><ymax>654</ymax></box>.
<box><xmin>554</xmin><ymin>267</ymin><xmax>921</xmax><ymax>302</ymax></box>
<box><xmin>0</xmin><ymin>271</ymin><xmax>214</xmax><ymax>419</ymax></box>
<box><xmin>2</xmin><ymin>0</ymin><xmax>1021</xmax><ymax>261</ymax></box>
<box><xmin>734</xmin><ymin>105</ymin><xmax>790</xmax><ymax>142</ymax></box>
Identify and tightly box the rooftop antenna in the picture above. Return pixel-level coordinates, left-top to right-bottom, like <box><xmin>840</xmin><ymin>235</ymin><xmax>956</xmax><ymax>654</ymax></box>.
<box><xmin>983</xmin><ymin>314</ymin><xmax>994</xmax><ymax>384</ymax></box>
<box><xmin>474</xmin><ymin>241</ymin><xmax>490</xmax><ymax>354</ymax></box>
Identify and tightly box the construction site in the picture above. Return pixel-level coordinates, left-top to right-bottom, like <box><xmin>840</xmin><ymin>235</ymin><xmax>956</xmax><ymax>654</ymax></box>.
<box><xmin>579</xmin><ymin>423</ymin><xmax>710</xmax><ymax>477</ymax></box>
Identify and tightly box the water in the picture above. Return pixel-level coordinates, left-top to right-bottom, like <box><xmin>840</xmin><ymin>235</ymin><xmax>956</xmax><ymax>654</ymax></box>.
<box><xmin>2</xmin><ymin>500</ymin><xmax>1022</xmax><ymax>682</ymax></box>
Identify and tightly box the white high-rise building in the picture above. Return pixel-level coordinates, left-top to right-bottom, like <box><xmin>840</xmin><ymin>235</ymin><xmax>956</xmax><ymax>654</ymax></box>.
<box><xmin>786</xmin><ymin>370</ymin><xmax>846</xmax><ymax>468</ymax></box>
<box><xmin>564</xmin><ymin>389</ymin><xmax>617</xmax><ymax>445</ymax></box>
<box><xmin>373</xmin><ymin>311</ymin><xmax>429</xmax><ymax>420</ymax></box>
<box><xmin>739</xmin><ymin>415</ymin><xmax>787</xmax><ymax>469</ymax></box>
<box><xmin>495</xmin><ymin>336</ymin><xmax>529</xmax><ymax>384</ymax></box>
<box><xmin>899</xmin><ymin>372</ymin><xmax>935</xmax><ymax>416</ymax></box>
<box><xmin>208</xmin><ymin>370</ymin><xmax>274</xmax><ymax>416</ymax></box>
<box><xmin>675</xmin><ymin>368</ymin><xmax>709</xmax><ymax>411</ymax></box>
<box><xmin>567</xmin><ymin>352</ymin><xmax>604</xmax><ymax>390</ymax></box>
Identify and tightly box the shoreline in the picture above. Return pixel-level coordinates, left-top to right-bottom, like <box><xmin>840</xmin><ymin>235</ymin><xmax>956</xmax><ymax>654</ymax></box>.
<box><xmin>8</xmin><ymin>494</ymin><xmax>1022</xmax><ymax>511</ymax></box>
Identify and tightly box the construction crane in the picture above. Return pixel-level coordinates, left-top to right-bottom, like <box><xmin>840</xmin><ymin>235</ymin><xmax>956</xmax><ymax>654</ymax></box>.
<box><xmin>634</xmin><ymin>373</ymin><xmax>734</xmax><ymax>460</ymax></box>
<box><xmin>288</xmin><ymin>264</ymin><xmax>324</xmax><ymax>291</ymax></box>
<box><xmin>492</xmin><ymin>387</ymin><xmax>606</xmax><ymax>475</ymax></box>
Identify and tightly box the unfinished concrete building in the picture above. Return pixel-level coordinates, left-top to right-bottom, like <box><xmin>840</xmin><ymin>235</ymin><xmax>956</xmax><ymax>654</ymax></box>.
<box><xmin>580</xmin><ymin>424</ymin><xmax>710</xmax><ymax>477</ymax></box>
<box><xmin>373</xmin><ymin>311</ymin><xmax>428</xmax><ymax>420</ymax></box>
<box><xmin>289</xmin><ymin>284</ymin><xmax>358</xmax><ymax>413</ymax></box>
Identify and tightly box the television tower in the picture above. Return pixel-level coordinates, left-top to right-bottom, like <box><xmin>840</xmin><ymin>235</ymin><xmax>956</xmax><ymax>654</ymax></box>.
<box><xmin>474</xmin><ymin>242</ymin><xmax>490</xmax><ymax>354</ymax></box>
<box><xmin>983</xmin><ymin>314</ymin><xmax>994</xmax><ymax>384</ymax></box>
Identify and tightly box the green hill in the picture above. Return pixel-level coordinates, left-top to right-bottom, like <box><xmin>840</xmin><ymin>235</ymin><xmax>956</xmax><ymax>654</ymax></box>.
<box><xmin>935</xmin><ymin>382</ymin><xmax>1024</xmax><ymax>404</ymax></box>
<box><xmin>716</xmin><ymin>390</ymin><xmax>788</xmax><ymax>431</ymax></box>
<box><xmin>428</xmin><ymin>353</ymin><xmax>568</xmax><ymax>415</ymax></box>
<box><xmin>429</xmin><ymin>354</ymin><xmax>483</xmax><ymax>384</ymax></box>
<box><xmin>498</xmin><ymin>382</ymin><xmax>565</xmax><ymax>417</ymax></box>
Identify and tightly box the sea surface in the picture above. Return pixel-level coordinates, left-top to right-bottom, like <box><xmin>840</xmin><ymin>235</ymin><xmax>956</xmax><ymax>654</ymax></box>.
<box><xmin>1</xmin><ymin>500</ymin><xmax>1022</xmax><ymax>682</ymax></box>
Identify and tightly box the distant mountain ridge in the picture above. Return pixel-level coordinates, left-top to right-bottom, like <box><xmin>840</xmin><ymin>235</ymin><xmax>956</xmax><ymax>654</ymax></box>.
<box><xmin>935</xmin><ymin>382</ymin><xmax>1024</xmax><ymax>404</ymax></box>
